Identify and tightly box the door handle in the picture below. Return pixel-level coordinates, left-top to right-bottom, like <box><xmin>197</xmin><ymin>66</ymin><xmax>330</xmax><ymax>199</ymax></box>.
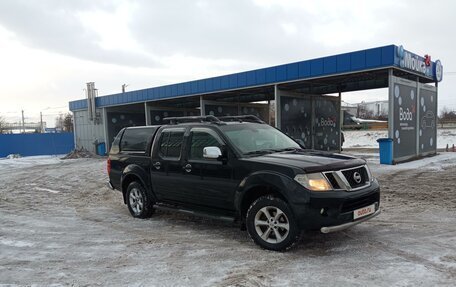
<box><xmin>183</xmin><ymin>164</ymin><xmax>192</xmax><ymax>173</ymax></box>
<box><xmin>153</xmin><ymin>161</ymin><xmax>161</xmax><ymax>170</ymax></box>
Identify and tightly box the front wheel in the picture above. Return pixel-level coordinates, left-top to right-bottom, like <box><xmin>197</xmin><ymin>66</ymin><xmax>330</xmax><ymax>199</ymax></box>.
<box><xmin>246</xmin><ymin>196</ymin><xmax>300</xmax><ymax>251</ymax></box>
<box><xmin>126</xmin><ymin>182</ymin><xmax>154</xmax><ymax>218</ymax></box>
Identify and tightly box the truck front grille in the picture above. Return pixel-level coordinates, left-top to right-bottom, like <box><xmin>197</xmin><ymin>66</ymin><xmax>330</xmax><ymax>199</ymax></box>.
<box><xmin>341</xmin><ymin>166</ymin><xmax>369</xmax><ymax>189</ymax></box>
<box><xmin>323</xmin><ymin>165</ymin><xmax>371</xmax><ymax>191</ymax></box>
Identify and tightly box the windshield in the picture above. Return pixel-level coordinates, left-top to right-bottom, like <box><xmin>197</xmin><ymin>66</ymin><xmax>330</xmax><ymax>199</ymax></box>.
<box><xmin>219</xmin><ymin>123</ymin><xmax>300</xmax><ymax>155</ymax></box>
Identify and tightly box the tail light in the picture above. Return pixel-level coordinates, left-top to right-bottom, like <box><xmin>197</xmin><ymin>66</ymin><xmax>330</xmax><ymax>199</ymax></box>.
<box><xmin>107</xmin><ymin>158</ymin><xmax>111</xmax><ymax>175</ymax></box>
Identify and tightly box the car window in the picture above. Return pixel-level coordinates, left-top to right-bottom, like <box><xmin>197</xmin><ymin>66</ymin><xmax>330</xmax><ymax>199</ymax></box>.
<box><xmin>219</xmin><ymin>123</ymin><xmax>300</xmax><ymax>154</ymax></box>
<box><xmin>157</xmin><ymin>129</ymin><xmax>185</xmax><ymax>159</ymax></box>
<box><xmin>189</xmin><ymin>130</ymin><xmax>222</xmax><ymax>160</ymax></box>
<box><xmin>158</xmin><ymin>132</ymin><xmax>170</xmax><ymax>156</ymax></box>
<box><xmin>121</xmin><ymin>128</ymin><xmax>153</xmax><ymax>152</ymax></box>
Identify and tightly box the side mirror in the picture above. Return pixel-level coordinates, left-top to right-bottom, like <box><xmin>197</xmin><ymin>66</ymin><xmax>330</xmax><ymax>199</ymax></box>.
<box><xmin>203</xmin><ymin>146</ymin><xmax>222</xmax><ymax>159</ymax></box>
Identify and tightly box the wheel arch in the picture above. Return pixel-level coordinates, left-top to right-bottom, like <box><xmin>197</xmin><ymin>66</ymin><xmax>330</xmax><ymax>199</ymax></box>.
<box><xmin>121</xmin><ymin>165</ymin><xmax>155</xmax><ymax>204</ymax></box>
<box><xmin>235</xmin><ymin>171</ymin><xmax>298</xmax><ymax>220</ymax></box>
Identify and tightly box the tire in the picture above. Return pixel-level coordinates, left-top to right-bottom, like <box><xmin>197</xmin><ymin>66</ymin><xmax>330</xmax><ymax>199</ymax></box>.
<box><xmin>246</xmin><ymin>195</ymin><xmax>300</xmax><ymax>251</ymax></box>
<box><xmin>126</xmin><ymin>182</ymin><xmax>154</xmax><ymax>218</ymax></box>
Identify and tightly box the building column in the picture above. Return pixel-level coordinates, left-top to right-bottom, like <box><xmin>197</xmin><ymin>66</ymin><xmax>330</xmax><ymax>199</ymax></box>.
<box><xmin>435</xmin><ymin>81</ymin><xmax>438</xmax><ymax>154</ymax></box>
<box><xmin>338</xmin><ymin>89</ymin><xmax>342</xmax><ymax>152</ymax></box>
<box><xmin>102</xmin><ymin>107</ymin><xmax>109</xmax><ymax>152</ymax></box>
<box><xmin>144</xmin><ymin>102</ymin><xmax>150</xmax><ymax>125</ymax></box>
<box><xmin>274</xmin><ymin>85</ymin><xmax>281</xmax><ymax>129</ymax></box>
<box><xmin>388</xmin><ymin>69</ymin><xmax>394</xmax><ymax>141</ymax></box>
<box><xmin>415</xmin><ymin>77</ymin><xmax>420</xmax><ymax>156</ymax></box>
<box><xmin>72</xmin><ymin>111</ymin><xmax>77</xmax><ymax>150</ymax></box>
<box><xmin>200</xmin><ymin>96</ymin><xmax>205</xmax><ymax>116</ymax></box>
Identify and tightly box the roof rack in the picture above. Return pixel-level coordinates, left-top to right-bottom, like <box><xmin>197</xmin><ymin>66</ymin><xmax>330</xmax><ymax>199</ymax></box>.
<box><xmin>163</xmin><ymin>115</ymin><xmax>223</xmax><ymax>125</ymax></box>
<box><xmin>218</xmin><ymin>115</ymin><xmax>265</xmax><ymax>124</ymax></box>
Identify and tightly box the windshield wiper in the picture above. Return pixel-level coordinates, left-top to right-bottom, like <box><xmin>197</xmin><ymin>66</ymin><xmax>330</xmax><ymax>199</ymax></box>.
<box><xmin>272</xmin><ymin>147</ymin><xmax>299</xmax><ymax>152</ymax></box>
<box><xmin>243</xmin><ymin>150</ymin><xmax>275</xmax><ymax>156</ymax></box>
<box><xmin>244</xmin><ymin>147</ymin><xmax>298</xmax><ymax>156</ymax></box>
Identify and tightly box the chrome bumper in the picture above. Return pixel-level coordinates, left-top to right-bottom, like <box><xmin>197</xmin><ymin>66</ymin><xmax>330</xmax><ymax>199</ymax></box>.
<box><xmin>106</xmin><ymin>180</ymin><xmax>114</xmax><ymax>190</ymax></box>
<box><xmin>320</xmin><ymin>209</ymin><xmax>381</xmax><ymax>234</ymax></box>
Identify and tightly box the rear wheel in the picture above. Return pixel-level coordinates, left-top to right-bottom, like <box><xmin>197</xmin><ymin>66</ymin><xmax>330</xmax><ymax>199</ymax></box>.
<box><xmin>126</xmin><ymin>182</ymin><xmax>154</xmax><ymax>218</ymax></box>
<box><xmin>246</xmin><ymin>196</ymin><xmax>300</xmax><ymax>251</ymax></box>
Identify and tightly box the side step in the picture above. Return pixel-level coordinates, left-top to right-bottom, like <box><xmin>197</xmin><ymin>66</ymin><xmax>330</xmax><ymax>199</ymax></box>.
<box><xmin>153</xmin><ymin>204</ymin><xmax>236</xmax><ymax>223</ymax></box>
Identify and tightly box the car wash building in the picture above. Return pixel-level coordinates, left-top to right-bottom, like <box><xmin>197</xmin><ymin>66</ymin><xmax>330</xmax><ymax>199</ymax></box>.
<box><xmin>69</xmin><ymin>44</ymin><xmax>443</xmax><ymax>164</ymax></box>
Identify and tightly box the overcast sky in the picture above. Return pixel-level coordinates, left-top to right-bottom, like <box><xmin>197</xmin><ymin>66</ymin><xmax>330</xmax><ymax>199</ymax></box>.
<box><xmin>0</xmin><ymin>0</ymin><xmax>455</xmax><ymax>127</ymax></box>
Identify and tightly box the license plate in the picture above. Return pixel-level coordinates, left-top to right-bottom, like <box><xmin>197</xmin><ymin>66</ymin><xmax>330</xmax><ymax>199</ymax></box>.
<box><xmin>353</xmin><ymin>203</ymin><xmax>376</xmax><ymax>220</ymax></box>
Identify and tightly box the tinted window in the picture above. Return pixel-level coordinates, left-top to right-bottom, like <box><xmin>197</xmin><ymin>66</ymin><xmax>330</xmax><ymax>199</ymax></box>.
<box><xmin>189</xmin><ymin>131</ymin><xmax>221</xmax><ymax>160</ymax></box>
<box><xmin>121</xmin><ymin>128</ymin><xmax>155</xmax><ymax>152</ymax></box>
<box><xmin>110</xmin><ymin>129</ymin><xmax>124</xmax><ymax>154</ymax></box>
<box><xmin>158</xmin><ymin>129</ymin><xmax>185</xmax><ymax>158</ymax></box>
<box><xmin>158</xmin><ymin>132</ymin><xmax>170</xmax><ymax>156</ymax></box>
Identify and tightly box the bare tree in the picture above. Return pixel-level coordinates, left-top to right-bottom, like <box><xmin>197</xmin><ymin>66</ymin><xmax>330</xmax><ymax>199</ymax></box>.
<box><xmin>358</xmin><ymin>105</ymin><xmax>374</xmax><ymax>119</ymax></box>
<box><xmin>375</xmin><ymin>111</ymin><xmax>388</xmax><ymax>121</ymax></box>
<box><xmin>55</xmin><ymin>113</ymin><xmax>74</xmax><ymax>132</ymax></box>
<box><xmin>0</xmin><ymin>115</ymin><xmax>5</xmax><ymax>134</ymax></box>
<box><xmin>440</xmin><ymin>106</ymin><xmax>456</xmax><ymax>121</ymax></box>
<box><xmin>63</xmin><ymin>113</ymin><xmax>73</xmax><ymax>132</ymax></box>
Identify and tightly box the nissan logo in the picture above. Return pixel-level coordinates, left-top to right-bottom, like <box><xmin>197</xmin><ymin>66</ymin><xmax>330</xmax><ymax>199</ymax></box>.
<box><xmin>353</xmin><ymin>172</ymin><xmax>362</xmax><ymax>184</ymax></box>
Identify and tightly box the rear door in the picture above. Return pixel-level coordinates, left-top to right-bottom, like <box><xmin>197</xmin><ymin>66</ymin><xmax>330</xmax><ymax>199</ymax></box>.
<box><xmin>150</xmin><ymin>127</ymin><xmax>188</xmax><ymax>202</ymax></box>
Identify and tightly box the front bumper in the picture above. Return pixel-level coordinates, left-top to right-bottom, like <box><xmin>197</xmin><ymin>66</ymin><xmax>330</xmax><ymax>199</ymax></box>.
<box><xmin>290</xmin><ymin>180</ymin><xmax>380</xmax><ymax>231</ymax></box>
<box><xmin>321</xmin><ymin>209</ymin><xmax>381</xmax><ymax>233</ymax></box>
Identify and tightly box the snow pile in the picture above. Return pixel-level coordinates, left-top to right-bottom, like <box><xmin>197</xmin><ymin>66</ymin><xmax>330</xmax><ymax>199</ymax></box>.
<box><xmin>0</xmin><ymin>155</ymin><xmax>64</xmax><ymax>170</ymax></box>
<box><xmin>349</xmin><ymin>152</ymin><xmax>456</xmax><ymax>176</ymax></box>
<box><xmin>344</xmin><ymin>128</ymin><xmax>456</xmax><ymax>149</ymax></box>
<box><xmin>61</xmin><ymin>148</ymin><xmax>97</xmax><ymax>159</ymax></box>
<box><xmin>343</xmin><ymin>130</ymin><xmax>387</xmax><ymax>148</ymax></box>
<box><xmin>440</xmin><ymin>130</ymin><xmax>456</xmax><ymax>149</ymax></box>
<box><xmin>6</xmin><ymin>154</ymin><xmax>22</xmax><ymax>159</ymax></box>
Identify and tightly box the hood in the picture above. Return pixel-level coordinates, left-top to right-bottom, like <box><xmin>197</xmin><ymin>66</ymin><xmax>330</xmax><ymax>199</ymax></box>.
<box><xmin>242</xmin><ymin>149</ymin><xmax>366</xmax><ymax>173</ymax></box>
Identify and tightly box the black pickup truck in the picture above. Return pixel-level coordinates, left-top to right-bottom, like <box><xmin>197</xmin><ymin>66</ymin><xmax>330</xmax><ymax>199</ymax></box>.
<box><xmin>107</xmin><ymin>115</ymin><xmax>380</xmax><ymax>251</ymax></box>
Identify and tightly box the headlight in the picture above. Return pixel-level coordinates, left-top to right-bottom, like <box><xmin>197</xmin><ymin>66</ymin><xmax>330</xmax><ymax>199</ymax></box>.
<box><xmin>294</xmin><ymin>173</ymin><xmax>332</xmax><ymax>191</ymax></box>
<box><xmin>365</xmin><ymin>165</ymin><xmax>374</xmax><ymax>182</ymax></box>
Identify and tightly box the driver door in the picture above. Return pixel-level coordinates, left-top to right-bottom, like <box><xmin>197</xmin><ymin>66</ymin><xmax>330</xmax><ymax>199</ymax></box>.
<box><xmin>181</xmin><ymin>127</ymin><xmax>237</xmax><ymax>211</ymax></box>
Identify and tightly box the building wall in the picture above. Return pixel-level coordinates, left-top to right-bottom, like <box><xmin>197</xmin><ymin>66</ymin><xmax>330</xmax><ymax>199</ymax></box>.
<box><xmin>341</xmin><ymin>106</ymin><xmax>357</xmax><ymax>116</ymax></box>
<box><xmin>358</xmin><ymin>101</ymin><xmax>388</xmax><ymax>118</ymax></box>
<box><xmin>73</xmin><ymin>109</ymin><xmax>105</xmax><ymax>153</ymax></box>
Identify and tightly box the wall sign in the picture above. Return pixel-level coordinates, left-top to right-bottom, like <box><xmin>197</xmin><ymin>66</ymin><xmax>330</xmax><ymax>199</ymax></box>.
<box><xmin>396</xmin><ymin>45</ymin><xmax>443</xmax><ymax>82</ymax></box>
<box><xmin>279</xmin><ymin>92</ymin><xmax>340</xmax><ymax>151</ymax></box>
<box><xmin>419</xmin><ymin>85</ymin><xmax>437</xmax><ymax>154</ymax></box>
<box><xmin>392</xmin><ymin>81</ymin><xmax>417</xmax><ymax>159</ymax></box>
<box><xmin>389</xmin><ymin>76</ymin><xmax>437</xmax><ymax>163</ymax></box>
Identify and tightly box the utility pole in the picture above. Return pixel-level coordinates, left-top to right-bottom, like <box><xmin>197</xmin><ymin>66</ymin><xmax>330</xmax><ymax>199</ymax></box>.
<box><xmin>40</xmin><ymin>112</ymin><xmax>43</xmax><ymax>133</ymax></box>
<box><xmin>21</xmin><ymin>110</ymin><xmax>25</xmax><ymax>133</ymax></box>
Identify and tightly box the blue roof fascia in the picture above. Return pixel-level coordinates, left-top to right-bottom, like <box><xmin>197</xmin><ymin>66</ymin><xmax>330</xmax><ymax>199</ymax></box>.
<box><xmin>70</xmin><ymin>45</ymin><xmax>399</xmax><ymax>111</ymax></box>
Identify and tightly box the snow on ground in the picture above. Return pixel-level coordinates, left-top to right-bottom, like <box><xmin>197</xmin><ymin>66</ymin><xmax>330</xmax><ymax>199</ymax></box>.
<box><xmin>344</xmin><ymin>128</ymin><xmax>456</xmax><ymax>149</ymax></box>
<box><xmin>0</xmin><ymin>155</ymin><xmax>66</xmax><ymax>169</ymax></box>
<box><xmin>1</xmin><ymin>153</ymin><xmax>456</xmax><ymax>286</ymax></box>
<box><xmin>348</xmin><ymin>151</ymin><xmax>456</xmax><ymax>175</ymax></box>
